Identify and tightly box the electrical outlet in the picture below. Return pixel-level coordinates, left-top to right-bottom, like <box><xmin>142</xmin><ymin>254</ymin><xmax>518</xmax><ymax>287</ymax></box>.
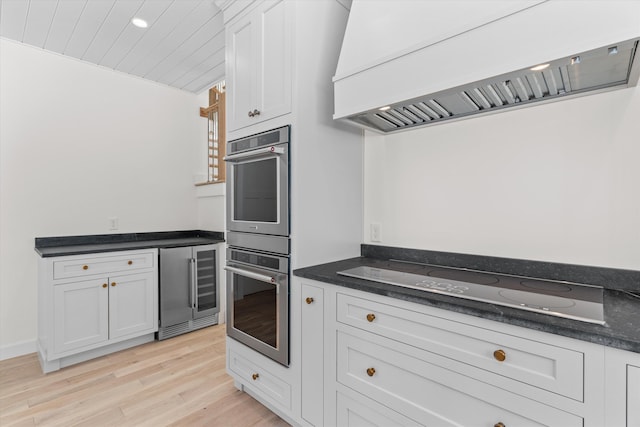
<box><xmin>108</xmin><ymin>217</ymin><xmax>119</xmax><ymax>230</ymax></box>
<box><xmin>370</xmin><ymin>223</ymin><xmax>381</xmax><ymax>242</ymax></box>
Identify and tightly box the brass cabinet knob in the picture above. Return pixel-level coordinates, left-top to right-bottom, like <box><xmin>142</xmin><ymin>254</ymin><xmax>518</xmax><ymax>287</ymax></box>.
<box><xmin>102</xmin><ymin>283</ymin><xmax>108</xmax><ymax>288</ymax></box>
<box><xmin>495</xmin><ymin>423</ymin><xmax>505</xmax><ymax>427</ymax></box>
<box><xmin>366</xmin><ymin>313</ymin><xmax>376</xmax><ymax>322</ymax></box>
<box><xmin>305</xmin><ymin>297</ymin><xmax>314</xmax><ymax>304</ymax></box>
<box><xmin>252</xmin><ymin>373</ymin><xmax>259</xmax><ymax>380</ymax></box>
<box><xmin>127</xmin><ymin>260</ymin><xmax>133</xmax><ymax>265</ymax></box>
<box><xmin>493</xmin><ymin>349</ymin><xmax>506</xmax><ymax>362</ymax></box>
<box><xmin>82</xmin><ymin>265</ymin><xmax>89</xmax><ymax>270</ymax></box>
<box><xmin>111</xmin><ymin>282</ymin><xmax>116</xmax><ymax>287</ymax></box>
<box><xmin>366</xmin><ymin>367</ymin><xmax>376</xmax><ymax>377</ymax></box>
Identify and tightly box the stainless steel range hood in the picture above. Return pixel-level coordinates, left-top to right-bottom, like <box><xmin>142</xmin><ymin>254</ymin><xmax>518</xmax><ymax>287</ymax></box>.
<box><xmin>333</xmin><ymin>1</ymin><xmax>640</xmax><ymax>134</ymax></box>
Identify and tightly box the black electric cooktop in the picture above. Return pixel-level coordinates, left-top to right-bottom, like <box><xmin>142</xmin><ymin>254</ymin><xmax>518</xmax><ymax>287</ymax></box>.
<box><xmin>338</xmin><ymin>263</ymin><xmax>605</xmax><ymax>324</ymax></box>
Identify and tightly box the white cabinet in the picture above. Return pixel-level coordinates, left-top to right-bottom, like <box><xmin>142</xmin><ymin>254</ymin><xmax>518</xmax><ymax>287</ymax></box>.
<box><xmin>221</xmin><ymin>0</ymin><xmax>363</xmax><ymax>424</ymax></box>
<box><xmin>300</xmin><ymin>283</ymin><xmax>324</xmax><ymax>426</ymax></box>
<box><xmin>228</xmin><ymin>344</ymin><xmax>292</xmax><ymax>410</ymax></box>
<box><xmin>52</xmin><ymin>278</ymin><xmax>109</xmax><ymax>354</ymax></box>
<box><xmin>107</xmin><ymin>272</ymin><xmax>156</xmax><ymax>339</ymax></box>
<box><xmin>605</xmin><ymin>346</ymin><xmax>640</xmax><ymax>427</ymax></box>
<box><xmin>298</xmin><ymin>278</ymin><xmax>609</xmax><ymax>427</ymax></box>
<box><xmin>336</xmin><ymin>386</ymin><xmax>421</xmax><ymax>427</ymax></box>
<box><xmin>629</xmin><ymin>365</ymin><xmax>640</xmax><ymax>426</ymax></box>
<box><xmin>226</xmin><ymin>336</ymin><xmax>295</xmax><ymax>425</ymax></box>
<box><xmin>336</xmin><ymin>292</ymin><xmax>584</xmax><ymax>401</ymax></box>
<box><xmin>52</xmin><ymin>271</ymin><xmax>155</xmax><ymax>354</ymax></box>
<box><xmin>38</xmin><ymin>249</ymin><xmax>158</xmax><ymax>373</ymax></box>
<box><xmin>226</xmin><ymin>0</ymin><xmax>292</xmax><ymax>132</ymax></box>
<box><xmin>336</xmin><ymin>329</ymin><xmax>581</xmax><ymax>427</ymax></box>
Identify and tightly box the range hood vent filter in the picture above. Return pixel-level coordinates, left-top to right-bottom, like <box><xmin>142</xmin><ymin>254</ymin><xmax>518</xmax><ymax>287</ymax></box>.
<box><xmin>347</xmin><ymin>39</ymin><xmax>639</xmax><ymax>133</ymax></box>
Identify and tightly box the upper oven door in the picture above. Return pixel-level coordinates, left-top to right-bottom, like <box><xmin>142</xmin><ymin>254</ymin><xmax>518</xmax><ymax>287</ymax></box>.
<box><xmin>225</xmin><ymin>142</ymin><xmax>289</xmax><ymax>236</ymax></box>
<box><xmin>225</xmin><ymin>126</ymin><xmax>290</xmax><ymax>237</ymax></box>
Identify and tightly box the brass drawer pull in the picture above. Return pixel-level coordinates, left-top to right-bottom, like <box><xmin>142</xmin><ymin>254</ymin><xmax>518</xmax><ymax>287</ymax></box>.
<box><xmin>111</xmin><ymin>282</ymin><xmax>116</xmax><ymax>287</ymax></box>
<box><xmin>366</xmin><ymin>313</ymin><xmax>376</xmax><ymax>322</ymax></box>
<box><xmin>128</xmin><ymin>260</ymin><xmax>133</xmax><ymax>265</ymax></box>
<box><xmin>252</xmin><ymin>373</ymin><xmax>259</xmax><ymax>380</ymax></box>
<box><xmin>495</xmin><ymin>423</ymin><xmax>505</xmax><ymax>427</ymax></box>
<box><xmin>102</xmin><ymin>283</ymin><xmax>108</xmax><ymax>288</ymax></box>
<box><xmin>366</xmin><ymin>367</ymin><xmax>376</xmax><ymax>377</ymax></box>
<box><xmin>82</xmin><ymin>265</ymin><xmax>89</xmax><ymax>270</ymax></box>
<box><xmin>493</xmin><ymin>349</ymin><xmax>506</xmax><ymax>362</ymax></box>
<box><xmin>305</xmin><ymin>297</ymin><xmax>314</xmax><ymax>304</ymax></box>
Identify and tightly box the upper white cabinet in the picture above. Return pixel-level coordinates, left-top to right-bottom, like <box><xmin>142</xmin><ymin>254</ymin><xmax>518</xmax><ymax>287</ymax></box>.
<box><xmin>38</xmin><ymin>249</ymin><xmax>158</xmax><ymax>373</ymax></box>
<box><xmin>226</xmin><ymin>0</ymin><xmax>292</xmax><ymax>132</ymax></box>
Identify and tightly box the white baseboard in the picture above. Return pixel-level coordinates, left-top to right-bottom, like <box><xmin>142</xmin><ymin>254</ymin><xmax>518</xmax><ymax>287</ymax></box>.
<box><xmin>0</xmin><ymin>339</ymin><xmax>36</xmax><ymax>361</ymax></box>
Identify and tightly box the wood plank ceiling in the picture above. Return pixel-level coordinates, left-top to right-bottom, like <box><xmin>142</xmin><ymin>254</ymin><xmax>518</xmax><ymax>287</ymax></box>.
<box><xmin>0</xmin><ymin>0</ymin><xmax>225</xmax><ymax>93</ymax></box>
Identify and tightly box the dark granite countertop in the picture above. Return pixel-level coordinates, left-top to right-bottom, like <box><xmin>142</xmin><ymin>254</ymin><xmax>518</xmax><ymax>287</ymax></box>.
<box><xmin>294</xmin><ymin>245</ymin><xmax>640</xmax><ymax>354</ymax></box>
<box><xmin>35</xmin><ymin>230</ymin><xmax>225</xmax><ymax>257</ymax></box>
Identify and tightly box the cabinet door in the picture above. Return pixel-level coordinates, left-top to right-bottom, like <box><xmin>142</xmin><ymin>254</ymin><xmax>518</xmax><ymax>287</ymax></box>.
<box><xmin>301</xmin><ymin>283</ymin><xmax>324</xmax><ymax>426</ymax></box>
<box><xmin>109</xmin><ymin>272</ymin><xmax>156</xmax><ymax>339</ymax></box>
<box><xmin>159</xmin><ymin>247</ymin><xmax>193</xmax><ymax>327</ymax></box>
<box><xmin>255</xmin><ymin>0</ymin><xmax>292</xmax><ymax>124</ymax></box>
<box><xmin>227</xmin><ymin>13</ymin><xmax>255</xmax><ymax>131</ymax></box>
<box><xmin>226</xmin><ymin>0</ymin><xmax>292</xmax><ymax>132</ymax></box>
<box><xmin>630</xmin><ymin>365</ymin><xmax>640</xmax><ymax>427</ymax></box>
<box><xmin>53</xmin><ymin>278</ymin><xmax>109</xmax><ymax>355</ymax></box>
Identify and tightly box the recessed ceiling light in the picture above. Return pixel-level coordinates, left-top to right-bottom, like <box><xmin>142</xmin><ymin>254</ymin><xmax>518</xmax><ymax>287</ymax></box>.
<box><xmin>131</xmin><ymin>17</ymin><xmax>148</xmax><ymax>28</ymax></box>
<box><xmin>379</xmin><ymin>106</ymin><xmax>391</xmax><ymax>111</ymax></box>
<box><xmin>530</xmin><ymin>63</ymin><xmax>550</xmax><ymax>71</ymax></box>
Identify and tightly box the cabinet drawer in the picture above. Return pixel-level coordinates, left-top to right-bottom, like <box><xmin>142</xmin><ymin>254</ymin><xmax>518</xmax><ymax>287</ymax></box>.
<box><xmin>336</xmin><ymin>387</ymin><xmax>421</xmax><ymax>427</ymax></box>
<box><xmin>228</xmin><ymin>348</ymin><xmax>291</xmax><ymax>410</ymax></box>
<box><xmin>53</xmin><ymin>251</ymin><xmax>155</xmax><ymax>280</ymax></box>
<box><xmin>337</xmin><ymin>330</ymin><xmax>582</xmax><ymax>427</ymax></box>
<box><xmin>337</xmin><ymin>293</ymin><xmax>584</xmax><ymax>400</ymax></box>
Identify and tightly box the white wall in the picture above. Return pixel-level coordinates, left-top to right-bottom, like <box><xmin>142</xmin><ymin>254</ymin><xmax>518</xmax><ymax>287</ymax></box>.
<box><xmin>195</xmin><ymin>89</ymin><xmax>226</xmax><ymax>233</ymax></box>
<box><xmin>0</xmin><ymin>40</ymin><xmax>206</xmax><ymax>357</ymax></box>
<box><xmin>364</xmin><ymin>86</ymin><xmax>640</xmax><ymax>270</ymax></box>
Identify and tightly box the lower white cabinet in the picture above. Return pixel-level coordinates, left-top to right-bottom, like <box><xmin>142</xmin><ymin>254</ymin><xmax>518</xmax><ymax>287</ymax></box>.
<box><xmin>629</xmin><ymin>365</ymin><xmax>640</xmax><ymax>426</ymax></box>
<box><xmin>38</xmin><ymin>249</ymin><xmax>158</xmax><ymax>373</ymax></box>
<box><xmin>300</xmin><ymin>283</ymin><xmax>324</xmax><ymax>427</ymax></box>
<box><xmin>336</xmin><ymin>385</ymin><xmax>421</xmax><ymax>427</ymax></box>
<box><xmin>228</xmin><ymin>345</ymin><xmax>292</xmax><ymax>410</ymax></box>
<box><xmin>336</xmin><ymin>329</ymin><xmax>581</xmax><ymax>427</ymax></box>
<box><xmin>52</xmin><ymin>278</ymin><xmax>109</xmax><ymax>354</ymax></box>
<box><xmin>297</xmin><ymin>278</ymin><xmax>617</xmax><ymax>427</ymax></box>
<box><xmin>605</xmin><ymin>346</ymin><xmax>640</xmax><ymax>427</ymax></box>
<box><xmin>226</xmin><ymin>336</ymin><xmax>296</xmax><ymax>425</ymax></box>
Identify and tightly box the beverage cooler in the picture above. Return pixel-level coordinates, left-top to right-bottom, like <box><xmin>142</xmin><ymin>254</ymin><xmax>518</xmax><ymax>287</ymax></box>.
<box><xmin>157</xmin><ymin>244</ymin><xmax>219</xmax><ymax>340</ymax></box>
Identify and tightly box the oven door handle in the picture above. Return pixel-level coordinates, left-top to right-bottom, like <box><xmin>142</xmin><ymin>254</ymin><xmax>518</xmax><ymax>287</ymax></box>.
<box><xmin>223</xmin><ymin>146</ymin><xmax>285</xmax><ymax>162</ymax></box>
<box><xmin>225</xmin><ymin>266</ymin><xmax>277</xmax><ymax>284</ymax></box>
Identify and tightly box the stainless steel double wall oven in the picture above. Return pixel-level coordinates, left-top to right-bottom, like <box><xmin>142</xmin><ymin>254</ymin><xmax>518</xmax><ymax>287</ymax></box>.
<box><xmin>224</xmin><ymin>125</ymin><xmax>290</xmax><ymax>366</ymax></box>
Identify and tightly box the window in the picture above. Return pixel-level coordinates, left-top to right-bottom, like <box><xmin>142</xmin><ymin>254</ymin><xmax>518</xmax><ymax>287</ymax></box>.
<box><xmin>199</xmin><ymin>82</ymin><xmax>226</xmax><ymax>183</ymax></box>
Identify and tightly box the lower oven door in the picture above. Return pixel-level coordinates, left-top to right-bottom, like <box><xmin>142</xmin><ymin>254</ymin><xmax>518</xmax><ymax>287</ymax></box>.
<box><xmin>226</xmin><ymin>263</ymin><xmax>289</xmax><ymax>366</ymax></box>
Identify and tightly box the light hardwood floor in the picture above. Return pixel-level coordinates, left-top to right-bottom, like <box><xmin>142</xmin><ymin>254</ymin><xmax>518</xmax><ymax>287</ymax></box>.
<box><xmin>0</xmin><ymin>325</ymin><xmax>290</xmax><ymax>427</ymax></box>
